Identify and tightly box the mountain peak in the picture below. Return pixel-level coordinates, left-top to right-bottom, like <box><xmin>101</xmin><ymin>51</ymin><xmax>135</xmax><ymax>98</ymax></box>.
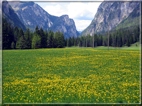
<box><xmin>81</xmin><ymin>1</ymin><xmax>140</xmax><ymax>36</ymax></box>
<box><xmin>5</xmin><ymin>1</ymin><xmax>79</xmax><ymax>38</ymax></box>
<box><xmin>2</xmin><ymin>0</ymin><xmax>26</xmax><ymax>30</ymax></box>
<box><xmin>60</xmin><ymin>15</ymin><xmax>73</xmax><ymax>25</ymax></box>
<box><xmin>61</xmin><ymin>15</ymin><xmax>69</xmax><ymax>18</ymax></box>
<box><xmin>60</xmin><ymin>15</ymin><xmax>70</xmax><ymax>22</ymax></box>
<box><xmin>19</xmin><ymin>1</ymin><xmax>35</xmax><ymax>7</ymax></box>
<box><xmin>50</xmin><ymin>14</ymin><xmax>79</xmax><ymax>38</ymax></box>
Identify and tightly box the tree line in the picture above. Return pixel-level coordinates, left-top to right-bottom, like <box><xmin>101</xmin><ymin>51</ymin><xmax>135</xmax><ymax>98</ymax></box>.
<box><xmin>66</xmin><ymin>26</ymin><xmax>140</xmax><ymax>47</ymax></box>
<box><xmin>3</xmin><ymin>18</ymin><xmax>65</xmax><ymax>49</ymax></box>
<box><xmin>3</xmin><ymin>18</ymin><xmax>140</xmax><ymax>49</ymax></box>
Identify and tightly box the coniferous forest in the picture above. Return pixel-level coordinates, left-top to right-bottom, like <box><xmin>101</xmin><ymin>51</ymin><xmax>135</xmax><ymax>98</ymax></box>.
<box><xmin>2</xmin><ymin>18</ymin><xmax>140</xmax><ymax>50</ymax></box>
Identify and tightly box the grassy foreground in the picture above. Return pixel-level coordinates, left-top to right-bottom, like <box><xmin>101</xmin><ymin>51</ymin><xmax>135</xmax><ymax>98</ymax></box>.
<box><xmin>3</xmin><ymin>47</ymin><xmax>140</xmax><ymax>103</ymax></box>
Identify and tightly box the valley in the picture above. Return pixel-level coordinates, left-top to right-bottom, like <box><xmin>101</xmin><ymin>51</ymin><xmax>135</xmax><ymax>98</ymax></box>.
<box><xmin>1</xmin><ymin>0</ymin><xmax>141</xmax><ymax>104</ymax></box>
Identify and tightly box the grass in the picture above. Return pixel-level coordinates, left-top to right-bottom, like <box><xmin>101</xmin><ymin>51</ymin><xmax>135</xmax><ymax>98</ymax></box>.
<box><xmin>2</xmin><ymin>47</ymin><xmax>140</xmax><ymax>103</ymax></box>
<box><xmin>94</xmin><ymin>42</ymin><xmax>141</xmax><ymax>50</ymax></box>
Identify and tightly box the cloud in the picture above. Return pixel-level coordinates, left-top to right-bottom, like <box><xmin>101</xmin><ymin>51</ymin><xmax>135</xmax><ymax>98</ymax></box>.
<box><xmin>43</xmin><ymin>2</ymin><xmax>68</xmax><ymax>16</ymax></box>
<box><xmin>36</xmin><ymin>2</ymin><xmax>102</xmax><ymax>31</ymax></box>
<box><xmin>74</xmin><ymin>19</ymin><xmax>92</xmax><ymax>31</ymax></box>
<box><xmin>42</xmin><ymin>2</ymin><xmax>101</xmax><ymax>20</ymax></box>
<box><xmin>67</xmin><ymin>2</ymin><xmax>101</xmax><ymax>20</ymax></box>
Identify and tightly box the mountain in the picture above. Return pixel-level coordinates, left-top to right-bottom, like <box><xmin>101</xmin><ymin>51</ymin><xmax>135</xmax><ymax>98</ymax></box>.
<box><xmin>81</xmin><ymin>1</ymin><xmax>140</xmax><ymax>36</ymax></box>
<box><xmin>9</xmin><ymin>1</ymin><xmax>57</xmax><ymax>31</ymax></box>
<box><xmin>8</xmin><ymin>1</ymin><xmax>79</xmax><ymax>38</ymax></box>
<box><xmin>50</xmin><ymin>15</ymin><xmax>79</xmax><ymax>38</ymax></box>
<box><xmin>114</xmin><ymin>3</ymin><xmax>140</xmax><ymax>30</ymax></box>
<box><xmin>2</xmin><ymin>1</ymin><xmax>26</xmax><ymax>30</ymax></box>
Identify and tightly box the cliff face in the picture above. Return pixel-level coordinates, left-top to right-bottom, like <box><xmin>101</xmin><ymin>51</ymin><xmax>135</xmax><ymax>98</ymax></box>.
<box><xmin>2</xmin><ymin>1</ymin><xmax>26</xmax><ymax>30</ymax></box>
<box><xmin>114</xmin><ymin>2</ymin><xmax>140</xmax><ymax>30</ymax></box>
<box><xmin>9</xmin><ymin>1</ymin><xmax>57</xmax><ymax>31</ymax></box>
<box><xmin>81</xmin><ymin>1</ymin><xmax>140</xmax><ymax>36</ymax></box>
<box><xmin>8</xmin><ymin>1</ymin><xmax>79</xmax><ymax>38</ymax></box>
<box><xmin>50</xmin><ymin>15</ymin><xmax>79</xmax><ymax>38</ymax></box>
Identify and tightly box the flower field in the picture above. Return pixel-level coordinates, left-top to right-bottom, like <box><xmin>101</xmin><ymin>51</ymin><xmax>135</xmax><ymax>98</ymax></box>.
<box><xmin>2</xmin><ymin>48</ymin><xmax>140</xmax><ymax>103</ymax></box>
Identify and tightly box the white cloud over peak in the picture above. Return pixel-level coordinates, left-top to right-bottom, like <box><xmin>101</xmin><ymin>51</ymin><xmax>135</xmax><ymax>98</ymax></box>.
<box><xmin>36</xmin><ymin>2</ymin><xmax>102</xmax><ymax>31</ymax></box>
<box><xmin>42</xmin><ymin>2</ymin><xmax>101</xmax><ymax>20</ymax></box>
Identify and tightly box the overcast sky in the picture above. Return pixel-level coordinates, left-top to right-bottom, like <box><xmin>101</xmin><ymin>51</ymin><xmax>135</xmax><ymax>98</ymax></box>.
<box><xmin>36</xmin><ymin>2</ymin><xmax>102</xmax><ymax>31</ymax></box>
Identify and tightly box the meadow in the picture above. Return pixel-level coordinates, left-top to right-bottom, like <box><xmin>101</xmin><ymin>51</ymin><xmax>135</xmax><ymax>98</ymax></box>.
<box><xmin>2</xmin><ymin>47</ymin><xmax>140</xmax><ymax>103</ymax></box>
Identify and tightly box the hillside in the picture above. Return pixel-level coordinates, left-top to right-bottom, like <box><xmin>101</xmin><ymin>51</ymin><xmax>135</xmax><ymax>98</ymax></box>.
<box><xmin>8</xmin><ymin>1</ymin><xmax>79</xmax><ymax>38</ymax></box>
<box><xmin>2</xmin><ymin>1</ymin><xmax>26</xmax><ymax>30</ymax></box>
<box><xmin>81</xmin><ymin>1</ymin><xmax>140</xmax><ymax>36</ymax></box>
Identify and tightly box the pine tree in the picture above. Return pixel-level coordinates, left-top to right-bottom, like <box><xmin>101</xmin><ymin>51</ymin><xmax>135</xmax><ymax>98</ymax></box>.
<box><xmin>32</xmin><ymin>34</ymin><xmax>41</xmax><ymax>49</ymax></box>
<box><xmin>39</xmin><ymin>28</ymin><xmax>47</xmax><ymax>48</ymax></box>
<box><xmin>47</xmin><ymin>30</ymin><xmax>54</xmax><ymax>48</ymax></box>
<box><xmin>16</xmin><ymin>35</ymin><xmax>26</xmax><ymax>49</ymax></box>
<box><xmin>2</xmin><ymin>18</ymin><xmax>14</xmax><ymax>49</ymax></box>
<box><xmin>24</xmin><ymin>28</ymin><xmax>32</xmax><ymax>49</ymax></box>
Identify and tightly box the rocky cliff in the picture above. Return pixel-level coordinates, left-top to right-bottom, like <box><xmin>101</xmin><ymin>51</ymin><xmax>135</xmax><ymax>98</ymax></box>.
<box><xmin>8</xmin><ymin>1</ymin><xmax>79</xmax><ymax>38</ymax></box>
<box><xmin>2</xmin><ymin>1</ymin><xmax>26</xmax><ymax>30</ymax></box>
<box><xmin>9</xmin><ymin>1</ymin><xmax>56</xmax><ymax>31</ymax></box>
<box><xmin>81</xmin><ymin>1</ymin><xmax>140</xmax><ymax>36</ymax></box>
<box><xmin>50</xmin><ymin>15</ymin><xmax>79</xmax><ymax>38</ymax></box>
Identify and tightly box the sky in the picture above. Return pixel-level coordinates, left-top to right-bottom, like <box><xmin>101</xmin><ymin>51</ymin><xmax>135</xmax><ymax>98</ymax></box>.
<box><xmin>36</xmin><ymin>2</ymin><xmax>102</xmax><ymax>31</ymax></box>
<box><xmin>4</xmin><ymin>0</ymin><xmax>103</xmax><ymax>31</ymax></box>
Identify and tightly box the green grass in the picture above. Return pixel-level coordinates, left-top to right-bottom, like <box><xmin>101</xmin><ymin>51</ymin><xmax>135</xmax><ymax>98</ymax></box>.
<box><xmin>94</xmin><ymin>46</ymin><xmax>140</xmax><ymax>50</ymax></box>
<box><xmin>2</xmin><ymin>47</ymin><xmax>140</xmax><ymax>103</ymax></box>
<box><xmin>94</xmin><ymin>42</ymin><xmax>141</xmax><ymax>50</ymax></box>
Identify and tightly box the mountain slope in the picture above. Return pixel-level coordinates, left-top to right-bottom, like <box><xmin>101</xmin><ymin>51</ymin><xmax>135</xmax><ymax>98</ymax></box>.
<box><xmin>2</xmin><ymin>1</ymin><xmax>26</xmax><ymax>30</ymax></box>
<box><xmin>50</xmin><ymin>15</ymin><xmax>79</xmax><ymax>38</ymax></box>
<box><xmin>9</xmin><ymin>1</ymin><xmax>57</xmax><ymax>31</ymax></box>
<box><xmin>114</xmin><ymin>4</ymin><xmax>140</xmax><ymax>30</ymax></box>
<box><xmin>81</xmin><ymin>1</ymin><xmax>140</xmax><ymax>36</ymax></box>
<box><xmin>9</xmin><ymin>1</ymin><xmax>79</xmax><ymax>38</ymax></box>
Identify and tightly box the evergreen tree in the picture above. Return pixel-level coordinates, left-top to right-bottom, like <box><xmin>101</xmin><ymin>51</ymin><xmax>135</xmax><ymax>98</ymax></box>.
<box><xmin>35</xmin><ymin>26</ymin><xmax>40</xmax><ymax>35</ymax></box>
<box><xmin>39</xmin><ymin>28</ymin><xmax>47</xmax><ymax>48</ymax></box>
<box><xmin>94</xmin><ymin>34</ymin><xmax>98</xmax><ymax>47</ymax></box>
<box><xmin>16</xmin><ymin>35</ymin><xmax>27</xmax><ymax>49</ymax></box>
<box><xmin>32</xmin><ymin>34</ymin><xmax>41</xmax><ymax>49</ymax></box>
<box><xmin>47</xmin><ymin>30</ymin><xmax>54</xmax><ymax>48</ymax></box>
<box><xmin>68</xmin><ymin>37</ymin><xmax>72</xmax><ymax>47</ymax></box>
<box><xmin>2</xmin><ymin>18</ymin><xmax>14</xmax><ymax>49</ymax></box>
<box><xmin>14</xmin><ymin>27</ymin><xmax>20</xmax><ymax>45</ymax></box>
<box><xmin>19</xmin><ymin>29</ymin><xmax>24</xmax><ymax>37</ymax></box>
<box><xmin>11</xmin><ymin>42</ymin><xmax>15</xmax><ymax>49</ymax></box>
<box><xmin>53</xmin><ymin>31</ymin><xmax>66</xmax><ymax>48</ymax></box>
<box><xmin>24</xmin><ymin>28</ymin><xmax>32</xmax><ymax>49</ymax></box>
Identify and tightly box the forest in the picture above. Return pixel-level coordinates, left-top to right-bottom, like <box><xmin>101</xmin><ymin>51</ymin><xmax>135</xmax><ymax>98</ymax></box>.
<box><xmin>2</xmin><ymin>18</ymin><xmax>140</xmax><ymax>49</ymax></box>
